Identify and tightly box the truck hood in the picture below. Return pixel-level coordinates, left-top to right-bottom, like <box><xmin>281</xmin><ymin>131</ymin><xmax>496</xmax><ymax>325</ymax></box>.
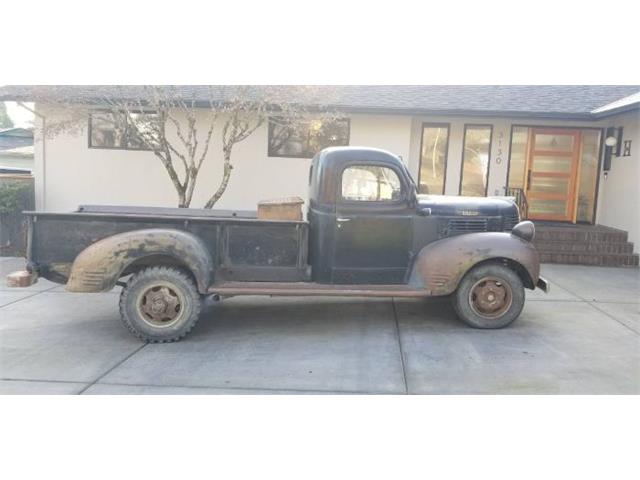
<box><xmin>417</xmin><ymin>194</ymin><xmax>517</xmax><ymax>217</ymax></box>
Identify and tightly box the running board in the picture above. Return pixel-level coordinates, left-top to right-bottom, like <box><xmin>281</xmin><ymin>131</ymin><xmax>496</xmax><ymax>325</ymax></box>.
<box><xmin>208</xmin><ymin>281</ymin><xmax>430</xmax><ymax>298</ymax></box>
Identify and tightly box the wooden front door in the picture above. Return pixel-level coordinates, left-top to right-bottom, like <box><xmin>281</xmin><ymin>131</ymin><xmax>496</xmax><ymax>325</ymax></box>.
<box><xmin>525</xmin><ymin>128</ymin><xmax>581</xmax><ymax>222</ymax></box>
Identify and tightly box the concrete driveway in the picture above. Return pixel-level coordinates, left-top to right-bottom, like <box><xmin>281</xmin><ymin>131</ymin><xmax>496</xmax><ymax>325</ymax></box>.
<box><xmin>1</xmin><ymin>257</ymin><xmax>638</xmax><ymax>394</ymax></box>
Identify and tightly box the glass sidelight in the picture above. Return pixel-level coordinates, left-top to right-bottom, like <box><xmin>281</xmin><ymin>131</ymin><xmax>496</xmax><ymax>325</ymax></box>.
<box><xmin>576</xmin><ymin>130</ymin><xmax>601</xmax><ymax>222</ymax></box>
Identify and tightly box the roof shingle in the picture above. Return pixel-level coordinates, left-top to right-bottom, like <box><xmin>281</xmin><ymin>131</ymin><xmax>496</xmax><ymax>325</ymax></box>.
<box><xmin>0</xmin><ymin>85</ymin><xmax>637</xmax><ymax>119</ymax></box>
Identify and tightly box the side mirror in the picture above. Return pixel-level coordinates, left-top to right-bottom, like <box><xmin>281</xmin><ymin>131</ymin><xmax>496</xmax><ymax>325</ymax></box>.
<box><xmin>418</xmin><ymin>207</ymin><xmax>432</xmax><ymax>217</ymax></box>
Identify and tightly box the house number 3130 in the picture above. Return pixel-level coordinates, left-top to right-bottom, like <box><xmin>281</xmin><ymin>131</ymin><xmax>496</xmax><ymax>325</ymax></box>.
<box><xmin>495</xmin><ymin>131</ymin><xmax>504</xmax><ymax>165</ymax></box>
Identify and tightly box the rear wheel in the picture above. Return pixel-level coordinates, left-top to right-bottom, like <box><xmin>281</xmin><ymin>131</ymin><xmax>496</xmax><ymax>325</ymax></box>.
<box><xmin>452</xmin><ymin>263</ymin><xmax>525</xmax><ymax>329</ymax></box>
<box><xmin>119</xmin><ymin>266</ymin><xmax>202</xmax><ymax>342</ymax></box>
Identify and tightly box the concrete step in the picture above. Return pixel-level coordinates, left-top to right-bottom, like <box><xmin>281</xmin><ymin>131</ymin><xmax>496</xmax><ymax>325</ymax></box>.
<box><xmin>535</xmin><ymin>227</ymin><xmax>628</xmax><ymax>244</ymax></box>
<box><xmin>533</xmin><ymin>223</ymin><xmax>638</xmax><ymax>267</ymax></box>
<box><xmin>539</xmin><ymin>251</ymin><xmax>639</xmax><ymax>267</ymax></box>
<box><xmin>534</xmin><ymin>241</ymin><xmax>635</xmax><ymax>254</ymax></box>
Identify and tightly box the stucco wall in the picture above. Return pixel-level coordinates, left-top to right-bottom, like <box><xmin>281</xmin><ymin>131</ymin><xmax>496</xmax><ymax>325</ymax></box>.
<box><xmin>595</xmin><ymin>110</ymin><xmax>640</xmax><ymax>249</ymax></box>
<box><xmin>34</xmin><ymin>107</ymin><xmax>413</xmax><ymax>212</ymax></box>
<box><xmin>36</xmin><ymin>106</ymin><xmax>310</xmax><ymax>211</ymax></box>
<box><xmin>349</xmin><ymin>114</ymin><xmax>412</xmax><ymax>161</ymax></box>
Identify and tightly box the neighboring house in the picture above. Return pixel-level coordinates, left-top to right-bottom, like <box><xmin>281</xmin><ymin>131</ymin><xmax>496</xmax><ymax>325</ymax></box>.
<box><xmin>0</xmin><ymin>127</ymin><xmax>33</xmax><ymax>150</ymax></box>
<box><xmin>0</xmin><ymin>127</ymin><xmax>34</xmax><ymax>172</ymax></box>
<box><xmin>0</xmin><ymin>85</ymin><xmax>638</xmax><ymax>265</ymax></box>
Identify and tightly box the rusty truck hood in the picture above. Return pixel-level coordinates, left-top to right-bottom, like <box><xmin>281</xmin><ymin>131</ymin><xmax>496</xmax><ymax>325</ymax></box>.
<box><xmin>417</xmin><ymin>194</ymin><xmax>516</xmax><ymax>217</ymax></box>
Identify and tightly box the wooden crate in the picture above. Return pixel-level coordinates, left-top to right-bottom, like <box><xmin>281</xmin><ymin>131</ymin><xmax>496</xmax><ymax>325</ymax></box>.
<box><xmin>257</xmin><ymin>197</ymin><xmax>304</xmax><ymax>221</ymax></box>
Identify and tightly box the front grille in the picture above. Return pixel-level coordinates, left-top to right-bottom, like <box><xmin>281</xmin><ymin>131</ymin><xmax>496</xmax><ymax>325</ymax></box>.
<box><xmin>503</xmin><ymin>212</ymin><xmax>520</xmax><ymax>231</ymax></box>
<box><xmin>444</xmin><ymin>218</ymin><xmax>488</xmax><ymax>237</ymax></box>
<box><xmin>449</xmin><ymin>218</ymin><xmax>488</xmax><ymax>233</ymax></box>
<box><xmin>438</xmin><ymin>217</ymin><xmax>506</xmax><ymax>238</ymax></box>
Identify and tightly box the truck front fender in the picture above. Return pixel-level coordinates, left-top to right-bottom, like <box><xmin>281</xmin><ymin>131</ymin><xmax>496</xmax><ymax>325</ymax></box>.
<box><xmin>66</xmin><ymin>229</ymin><xmax>213</xmax><ymax>293</ymax></box>
<box><xmin>408</xmin><ymin>232</ymin><xmax>540</xmax><ymax>296</ymax></box>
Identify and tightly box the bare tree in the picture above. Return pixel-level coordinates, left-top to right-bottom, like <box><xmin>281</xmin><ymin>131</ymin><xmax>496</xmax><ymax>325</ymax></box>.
<box><xmin>24</xmin><ymin>85</ymin><xmax>339</xmax><ymax>208</ymax></box>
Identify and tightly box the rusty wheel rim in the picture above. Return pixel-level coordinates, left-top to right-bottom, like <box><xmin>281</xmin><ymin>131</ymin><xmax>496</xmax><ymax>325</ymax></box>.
<box><xmin>136</xmin><ymin>282</ymin><xmax>185</xmax><ymax>328</ymax></box>
<box><xmin>468</xmin><ymin>276</ymin><xmax>513</xmax><ymax>319</ymax></box>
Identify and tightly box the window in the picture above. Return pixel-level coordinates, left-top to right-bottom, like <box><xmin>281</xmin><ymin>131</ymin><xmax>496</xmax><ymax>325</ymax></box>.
<box><xmin>341</xmin><ymin>165</ymin><xmax>402</xmax><ymax>202</ymax></box>
<box><xmin>418</xmin><ymin>123</ymin><xmax>449</xmax><ymax>194</ymax></box>
<box><xmin>268</xmin><ymin>117</ymin><xmax>349</xmax><ymax>158</ymax></box>
<box><xmin>460</xmin><ymin>125</ymin><xmax>493</xmax><ymax>196</ymax></box>
<box><xmin>89</xmin><ymin>111</ymin><xmax>158</xmax><ymax>150</ymax></box>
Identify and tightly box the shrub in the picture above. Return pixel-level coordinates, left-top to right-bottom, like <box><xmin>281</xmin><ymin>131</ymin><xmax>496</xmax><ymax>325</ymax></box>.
<box><xmin>0</xmin><ymin>181</ymin><xmax>33</xmax><ymax>215</ymax></box>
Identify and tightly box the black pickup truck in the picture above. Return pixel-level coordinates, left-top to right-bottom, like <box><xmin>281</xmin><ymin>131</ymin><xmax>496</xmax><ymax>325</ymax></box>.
<box><xmin>13</xmin><ymin>147</ymin><xmax>548</xmax><ymax>342</ymax></box>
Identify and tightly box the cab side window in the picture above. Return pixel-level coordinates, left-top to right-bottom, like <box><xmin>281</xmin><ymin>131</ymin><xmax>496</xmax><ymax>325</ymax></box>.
<box><xmin>341</xmin><ymin>165</ymin><xmax>402</xmax><ymax>202</ymax></box>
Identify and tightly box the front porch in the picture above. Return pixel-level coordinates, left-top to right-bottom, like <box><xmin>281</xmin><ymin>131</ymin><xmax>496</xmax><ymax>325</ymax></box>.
<box><xmin>415</xmin><ymin>119</ymin><xmax>638</xmax><ymax>266</ymax></box>
<box><xmin>504</xmin><ymin>188</ymin><xmax>638</xmax><ymax>266</ymax></box>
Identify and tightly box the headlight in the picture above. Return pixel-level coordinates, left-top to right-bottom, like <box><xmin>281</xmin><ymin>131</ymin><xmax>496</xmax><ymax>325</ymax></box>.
<box><xmin>511</xmin><ymin>221</ymin><xmax>535</xmax><ymax>242</ymax></box>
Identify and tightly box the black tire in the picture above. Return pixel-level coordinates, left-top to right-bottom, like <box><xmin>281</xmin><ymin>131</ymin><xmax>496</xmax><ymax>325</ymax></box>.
<box><xmin>119</xmin><ymin>266</ymin><xmax>202</xmax><ymax>342</ymax></box>
<box><xmin>452</xmin><ymin>263</ymin><xmax>525</xmax><ymax>329</ymax></box>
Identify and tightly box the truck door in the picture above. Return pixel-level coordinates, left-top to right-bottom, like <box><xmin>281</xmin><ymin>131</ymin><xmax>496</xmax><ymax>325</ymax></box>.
<box><xmin>332</xmin><ymin>163</ymin><xmax>413</xmax><ymax>284</ymax></box>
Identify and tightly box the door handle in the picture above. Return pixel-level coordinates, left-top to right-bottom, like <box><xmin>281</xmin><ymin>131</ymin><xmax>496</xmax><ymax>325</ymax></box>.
<box><xmin>336</xmin><ymin>217</ymin><xmax>351</xmax><ymax>228</ymax></box>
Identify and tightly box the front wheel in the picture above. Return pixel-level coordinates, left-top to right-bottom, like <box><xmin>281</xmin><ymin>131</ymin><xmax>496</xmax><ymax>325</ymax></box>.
<box><xmin>119</xmin><ymin>266</ymin><xmax>202</xmax><ymax>342</ymax></box>
<box><xmin>452</xmin><ymin>263</ymin><xmax>525</xmax><ymax>329</ymax></box>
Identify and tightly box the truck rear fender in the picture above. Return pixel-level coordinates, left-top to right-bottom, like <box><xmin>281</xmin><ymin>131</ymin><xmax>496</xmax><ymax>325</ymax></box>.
<box><xmin>66</xmin><ymin>229</ymin><xmax>213</xmax><ymax>293</ymax></box>
<box><xmin>408</xmin><ymin>232</ymin><xmax>540</xmax><ymax>296</ymax></box>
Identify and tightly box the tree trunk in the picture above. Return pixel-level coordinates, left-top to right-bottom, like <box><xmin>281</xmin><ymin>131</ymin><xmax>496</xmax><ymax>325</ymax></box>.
<box><xmin>183</xmin><ymin>168</ymin><xmax>198</xmax><ymax>208</ymax></box>
<box><xmin>177</xmin><ymin>189</ymin><xmax>186</xmax><ymax>208</ymax></box>
<box><xmin>203</xmin><ymin>153</ymin><xmax>233</xmax><ymax>209</ymax></box>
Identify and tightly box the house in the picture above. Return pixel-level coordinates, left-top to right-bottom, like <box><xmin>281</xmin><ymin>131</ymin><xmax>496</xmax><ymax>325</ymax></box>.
<box><xmin>0</xmin><ymin>85</ymin><xmax>638</xmax><ymax>265</ymax></box>
<box><xmin>0</xmin><ymin>127</ymin><xmax>34</xmax><ymax>172</ymax></box>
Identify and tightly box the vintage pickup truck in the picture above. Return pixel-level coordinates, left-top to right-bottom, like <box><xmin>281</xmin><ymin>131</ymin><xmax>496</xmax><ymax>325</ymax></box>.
<box><xmin>11</xmin><ymin>147</ymin><xmax>548</xmax><ymax>342</ymax></box>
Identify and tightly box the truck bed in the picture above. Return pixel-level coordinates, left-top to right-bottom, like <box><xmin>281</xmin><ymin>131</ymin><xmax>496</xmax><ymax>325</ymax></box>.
<box><xmin>77</xmin><ymin>204</ymin><xmax>259</xmax><ymax>219</ymax></box>
<box><xmin>26</xmin><ymin>206</ymin><xmax>310</xmax><ymax>285</ymax></box>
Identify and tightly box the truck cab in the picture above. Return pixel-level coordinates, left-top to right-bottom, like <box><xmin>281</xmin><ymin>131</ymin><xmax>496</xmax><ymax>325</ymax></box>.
<box><xmin>308</xmin><ymin>147</ymin><xmax>520</xmax><ymax>285</ymax></box>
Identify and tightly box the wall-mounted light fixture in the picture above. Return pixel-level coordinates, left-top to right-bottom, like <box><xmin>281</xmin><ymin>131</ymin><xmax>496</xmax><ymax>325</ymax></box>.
<box><xmin>603</xmin><ymin>127</ymin><xmax>624</xmax><ymax>178</ymax></box>
<box><xmin>604</xmin><ymin>135</ymin><xmax>618</xmax><ymax>147</ymax></box>
<box><xmin>605</xmin><ymin>127</ymin><xmax>624</xmax><ymax>156</ymax></box>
